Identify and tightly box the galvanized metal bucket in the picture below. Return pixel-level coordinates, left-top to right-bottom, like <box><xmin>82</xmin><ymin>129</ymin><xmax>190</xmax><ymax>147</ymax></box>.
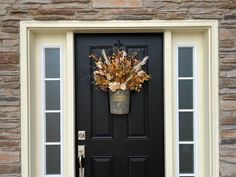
<box><xmin>109</xmin><ymin>90</ymin><xmax>130</xmax><ymax>114</ymax></box>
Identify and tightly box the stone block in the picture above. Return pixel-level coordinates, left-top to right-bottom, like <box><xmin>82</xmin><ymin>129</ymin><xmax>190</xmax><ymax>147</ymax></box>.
<box><xmin>0</xmin><ymin>164</ymin><xmax>20</xmax><ymax>174</ymax></box>
<box><xmin>2</xmin><ymin>28</ymin><xmax>19</xmax><ymax>34</ymax></box>
<box><xmin>33</xmin><ymin>15</ymin><xmax>75</xmax><ymax>20</ymax></box>
<box><xmin>0</xmin><ymin>65</ymin><xmax>18</xmax><ymax>72</ymax></box>
<box><xmin>0</xmin><ymin>10</ymin><xmax>7</xmax><ymax>16</ymax></box>
<box><xmin>220</xmin><ymin>71</ymin><xmax>227</xmax><ymax>78</ymax></box>
<box><xmin>0</xmin><ymin>71</ymin><xmax>19</xmax><ymax>77</ymax></box>
<box><xmin>12</xmin><ymin>4</ymin><xmax>40</xmax><ymax>10</ymax></box>
<box><xmin>0</xmin><ymin>0</ymin><xmax>15</xmax><ymax>4</ymax></box>
<box><xmin>153</xmin><ymin>2</ymin><xmax>180</xmax><ymax>9</ymax></box>
<box><xmin>0</xmin><ymin>140</ymin><xmax>19</xmax><ymax>148</ymax></box>
<box><xmin>227</xmin><ymin>69</ymin><xmax>236</xmax><ymax>77</ymax></box>
<box><xmin>0</xmin><ymin>133</ymin><xmax>20</xmax><ymax>140</ymax></box>
<box><xmin>32</xmin><ymin>8</ymin><xmax>75</xmax><ymax>15</ymax></box>
<box><xmin>221</xmin><ymin>125</ymin><xmax>236</xmax><ymax>130</ymax></box>
<box><xmin>142</xmin><ymin>1</ymin><xmax>156</xmax><ymax>8</ymax></box>
<box><xmin>221</xmin><ymin>118</ymin><xmax>236</xmax><ymax>125</ymax></box>
<box><xmin>216</xmin><ymin>0</ymin><xmax>236</xmax><ymax>9</ymax></box>
<box><xmin>75</xmin><ymin>14</ymin><xmax>113</xmax><ymax>20</ymax></box>
<box><xmin>220</xmin><ymin>139</ymin><xmax>236</xmax><ymax>145</ymax></box>
<box><xmin>0</xmin><ymin>174</ymin><xmax>21</xmax><ymax>177</ymax></box>
<box><xmin>0</xmin><ymin>33</ymin><xmax>18</xmax><ymax>40</ymax></box>
<box><xmin>220</xmin><ymin>78</ymin><xmax>236</xmax><ymax>88</ymax></box>
<box><xmin>225</xmin><ymin>14</ymin><xmax>236</xmax><ymax>20</ymax></box>
<box><xmin>102</xmin><ymin>8</ymin><xmax>159</xmax><ymax>15</ymax></box>
<box><xmin>222</xmin><ymin>94</ymin><xmax>236</xmax><ymax>100</ymax></box>
<box><xmin>0</xmin><ymin>82</ymin><xmax>20</xmax><ymax>89</ymax></box>
<box><xmin>220</xmin><ymin>158</ymin><xmax>236</xmax><ymax>176</ymax></box>
<box><xmin>115</xmin><ymin>15</ymin><xmax>152</xmax><ymax>20</ymax></box>
<box><xmin>220</xmin><ymin>29</ymin><xmax>236</xmax><ymax>40</ymax></box>
<box><xmin>1</xmin><ymin>127</ymin><xmax>20</xmax><ymax>134</ymax></box>
<box><xmin>0</xmin><ymin>76</ymin><xmax>19</xmax><ymax>82</ymax></box>
<box><xmin>0</xmin><ymin>5</ymin><xmax>10</xmax><ymax>10</ymax></box>
<box><xmin>155</xmin><ymin>10</ymin><xmax>188</xmax><ymax>20</ymax></box>
<box><xmin>93</xmin><ymin>0</ymin><xmax>142</xmax><ymax>8</ymax></box>
<box><xmin>41</xmin><ymin>3</ymin><xmax>90</xmax><ymax>9</ymax></box>
<box><xmin>0</xmin><ymin>151</ymin><xmax>19</xmax><ymax>163</ymax></box>
<box><xmin>2</xmin><ymin>22</ymin><xmax>19</xmax><ymax>28</ymax></box>
<box><xmin>53</xmin><ymin>0</ymin><xmax>90</xmax><ymax>3</ymax></box>
<box><xmin>0</xmin><ymin>101</ymin><xmax>19</xmax><ymax>106</ymax></box>
<box><xmin>2</xmin><ymin>40</ymin><xmax>18</xmax><ymax>47</ymax></box>
<box><xmin>221</xmin><ymin>130</ymin><xmax>236</xmax><ymax>138</ymax></box>
<box><xmin>220</xmin><ymin>64</ymin><xmax>236</xmax><ymax>70</ymax></box>
<box><xmin>220</xmin><ymin>110</ymin><xmax>236</xmax><ymax>119</ymax></box>
<box><xmin>0</xmin><ymin>47</ymin><xmax>19</xmax><ymax>53</ymax></box>
<box><xmin>220</xmin><ymin>54</ymin><xmax>236</xmax><ymax>64</ymax></box>
<box><xmin>5</xmin><ymin>112</ymin><xmax>20</xmax><ymax>119</ymax></box>
<box><xmin>0</xmin><ymin>54</ymin><xmax>19</xmax><ymax>64</ymax></box>
<box><xmin>20</xmin><ymin>0</ymin><xmax>51</xmax><ymax>4</ymax></box>
<box><xmin>190</xmin><ymin>10</ymin><xmax>223</xmax><ymax>19</ymax></box>
<box><xmin>221</xmin><ymin>100</ymin><xmax>236</xmax><ymax>111</ymax></box>
<box><xmin>220</xmin><ymin>40</ymin><xmax>235</xmax><ymax>48</ymax></box>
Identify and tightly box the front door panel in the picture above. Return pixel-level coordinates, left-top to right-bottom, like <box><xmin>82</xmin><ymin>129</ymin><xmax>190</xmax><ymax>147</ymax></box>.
<box><xmin>75</xmin><ymin>34</ymin><xmax>164</xmax><ymax>177</ymax></box>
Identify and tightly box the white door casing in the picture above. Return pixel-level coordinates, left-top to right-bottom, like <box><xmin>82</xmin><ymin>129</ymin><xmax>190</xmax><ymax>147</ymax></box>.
<box><xmin>20</xmin><ymin>20</ymin><xmax>219</xmax><ymax>177</ymax></box>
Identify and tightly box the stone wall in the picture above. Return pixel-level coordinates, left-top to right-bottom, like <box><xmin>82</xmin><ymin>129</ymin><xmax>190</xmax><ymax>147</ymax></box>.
<box><xmin>0</xmin><ymin>0</ymin><xmax>236</xmax><ymax>176</ymax></box>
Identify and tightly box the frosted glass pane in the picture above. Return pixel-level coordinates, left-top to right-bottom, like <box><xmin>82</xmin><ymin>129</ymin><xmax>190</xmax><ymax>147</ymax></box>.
<box><xmin>46</xmin><ymin>113</ymin><xmax>60</xmax><ymax>142</ymax></box>
<box><xmin>179</xmin><ymin>144</ymin><xmax>194</xmax><ymax>173</ymax></box>
<box><xmin>46</xmin><ymin>145</ymin><xmax>61</xmax><ymax>174</ymax></box>
<box><xmin>45</xmin><ymin>48</ymin><xmax>60</xmax><ymax>78</ymax></box>
<box><xmin>179</xmin><ymin>112</ymin><xmax>193</xmax><ymax>141</ymax></box>
<box><xmin>179</xmin><ymin>80</ymin><xmax>193</xmax><ymax>109</ymax></box>
<box><xmin>178</xmin><ymin>47</ymin><xmax>193</xmax><ymax>77</ymax></box>
<box><xmin>46</xmin><ymin>81</ymin><xmax>60</xmax><ymax>110</ymax></box>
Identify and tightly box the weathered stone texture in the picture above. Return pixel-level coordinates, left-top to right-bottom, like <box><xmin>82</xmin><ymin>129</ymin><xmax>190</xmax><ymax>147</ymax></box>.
<box><xmin>0</xmin><ymin>0</ymin><xmax>235</xmax><ymax>176</ymax></box>
<box><xmin>93</xmin><ymin>0</ymin><xmax>142</xmax><ymax>8</ymax></box>
<box><xmin>53</xmin><ymin>0</ymin><xmax>90</xmax><ymax>3</ymax></box>
<box><xmin>220</xmin><ymin>144</ymin><xmax>236</xmax><ymax>176</ymax></box>
<box><xmin>19</xmin><ymin>0</ymin><xmax>51</xmax><ymax>4</ymax></box>
<box><xmin>0</xmin><ymin>54</ymin><xmax>19</xmax><ymax>64</ymax></box>
<box><xmin>31</xmin><ymin>8</ymin><xmax>75</xmax><ymax>16</ymax></box>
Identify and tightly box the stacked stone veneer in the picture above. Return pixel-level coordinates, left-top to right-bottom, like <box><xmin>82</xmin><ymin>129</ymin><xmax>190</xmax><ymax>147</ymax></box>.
<box><xmin>0</xmin><ymin>0</ymin><xmax>236</xmax><ymax>176</ymax></box>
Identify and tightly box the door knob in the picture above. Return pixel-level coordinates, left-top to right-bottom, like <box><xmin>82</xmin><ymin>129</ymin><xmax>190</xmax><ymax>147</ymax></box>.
<box><xmin>78</xmin><ymin>145</ymin><xmax>85</xmax><ymax>177</ymax></box>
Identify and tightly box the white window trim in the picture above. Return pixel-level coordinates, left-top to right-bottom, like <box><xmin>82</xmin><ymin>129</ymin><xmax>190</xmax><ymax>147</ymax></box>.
<box><xmin>41</xmin><ymin>45</ymin><xmax>64</xmax><ymax>177</ymax></box>
<box><xmin>20</xmin><ymin>20</ymin><xmax>219</xmax><ymax>177</ymax></box>
<box><xmin>176</xmin><ymin>44</ymin><xmax>198</xmax><ymax>177</ymax></box>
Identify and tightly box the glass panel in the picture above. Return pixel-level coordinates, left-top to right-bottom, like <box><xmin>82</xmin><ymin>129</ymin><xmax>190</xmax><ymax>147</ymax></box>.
<box><xmin>179</xmin><ymin>80</ymin><xmax>193</xmax><ymax>109</ymax></box>
<box><xmin>45</xmin><ymin>48</ymin><xmax>60</xmax><ymax>78</ymax></box>
<box><xmin>178</xmin><ymin>47</ymin><xmax>193</xmax><ymax>77</ymax></box>
<box><xmin>179</xmin><ymin>144</ymin><xmax>194</xmax><ymax>173</ymax></box>
<box><xmin>46</xmin><ymin>113</ymin><xmax>60</xmax><ymax>142</ymax></box>
<box><xmin>179</xmin><ymin>112</ymin><xmax>193</xmax><ymax>141</ymax></box>
<box><xmin>46</xmin><ymin>145</ymin><xmax>61</xmax><ymax>174</ymax></box>
<box><xmin>46</xmin><ymin>81</ymin><xmax>60</xmax><ymax>110</ymax></box>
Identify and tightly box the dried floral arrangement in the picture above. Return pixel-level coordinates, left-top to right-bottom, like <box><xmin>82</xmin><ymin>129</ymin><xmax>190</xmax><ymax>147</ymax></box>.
<box><xmin>90</xmin><ymin>49</ymin><xmax>151</xmax><ymax>92</ymax></box>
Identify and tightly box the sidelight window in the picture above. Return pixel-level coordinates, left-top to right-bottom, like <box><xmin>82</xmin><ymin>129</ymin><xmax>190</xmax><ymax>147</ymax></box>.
<box><xmin>176</xmin><ymin>46</ymin><xmax>197</xmax><ymax>177</ymax></box>
<box><xmin>43</xmin><ymin>47</ymin><xmax>63</xmax><ymax>177</ymax></box>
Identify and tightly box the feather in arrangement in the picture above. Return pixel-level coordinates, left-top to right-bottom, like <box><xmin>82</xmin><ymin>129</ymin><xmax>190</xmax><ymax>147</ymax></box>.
<box><xmin>90</xmin><ymin>50</ymin><xmax>151</xmax><ymax>92</ymax></box>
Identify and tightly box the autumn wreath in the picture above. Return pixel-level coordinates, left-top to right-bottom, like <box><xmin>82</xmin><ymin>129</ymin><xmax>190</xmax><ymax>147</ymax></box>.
<box><xmin>90</xmin><ymin>49</ymin><xmax>151</xmax><ymax>92</ymax></box>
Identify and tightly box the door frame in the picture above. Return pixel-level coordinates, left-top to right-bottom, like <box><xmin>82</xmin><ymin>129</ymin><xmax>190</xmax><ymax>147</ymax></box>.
<box><xmin>20</xmin><ymin>20</ymin><xmax>219</xmax><ymax>177</ymax></box>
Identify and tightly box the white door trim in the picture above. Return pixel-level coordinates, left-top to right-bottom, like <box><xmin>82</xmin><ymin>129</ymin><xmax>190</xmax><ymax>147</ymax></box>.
<box><xmin>20</xmin><ymin>20</ymin><xmax>219</xmax><ymax>177</ymax></box>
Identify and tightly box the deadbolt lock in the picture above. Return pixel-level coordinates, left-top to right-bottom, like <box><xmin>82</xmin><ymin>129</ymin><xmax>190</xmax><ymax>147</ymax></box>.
<box><xmin>78</xmin><ymin>131</ymin><xmax>86</xmax><ymax>140</ymax></box>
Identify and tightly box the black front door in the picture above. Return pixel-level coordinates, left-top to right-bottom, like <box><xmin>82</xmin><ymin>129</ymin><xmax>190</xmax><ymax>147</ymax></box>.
<box><xmin>75</xmin><ymin>33</ymin><xmax>164</xmax><ymax>177</ymax></box>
